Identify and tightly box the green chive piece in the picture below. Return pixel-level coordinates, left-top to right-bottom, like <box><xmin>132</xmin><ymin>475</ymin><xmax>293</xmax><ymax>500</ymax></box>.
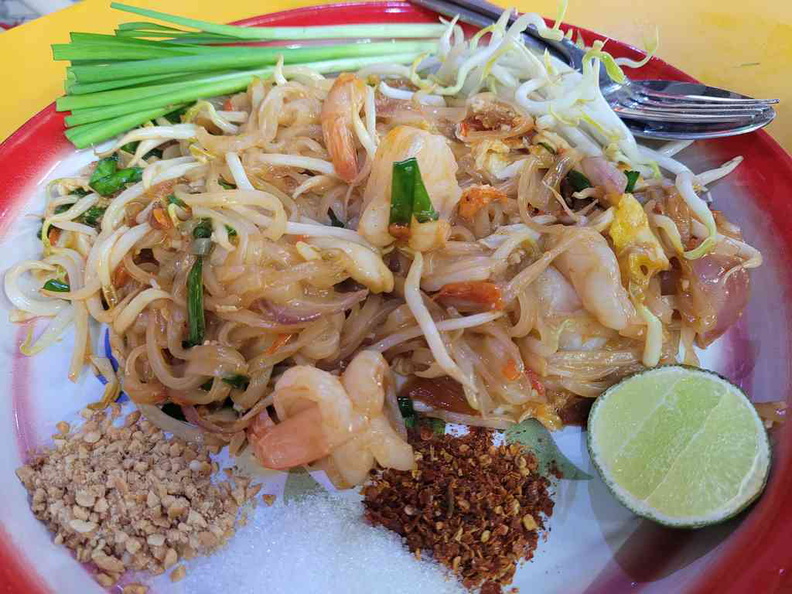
<box><xmin>397</xmin><ymin>395</ymin><xmax>416</xmax><ymax>429</ymax></box>
<box><xmin>218</xmin><ymin>179</ymin><xmax>236</xmax><ymax>190</ymax></box>
<box><xmin>225</xmin><ymin>225</ymin><xmax>237</xmax><ymax>237</ymax></box>
<box><xmin>167</xmin><ymin>194</ymin><xmax>187</xmax><ymax>208</ymax></box>
<box><xmin>80</xmin><ymin>206</ymin><xmax>107</xmax><ymax>228</ymax></box>
<box><xmin>187</xmin><ymin>257</ymin><xmax>205</xmax><ymax>346</ymax></box>
<box><xmin>537</xmin><ymin>142</ymin><xmax>556</xmax><ymax>155</ymax></box>
<box><xmin>624</xmin><ymin>170</ymin><xmax>640</xmax><ymax>193</ymax></box>
<box><xmin>566</xmin><ymin>170</ymin><xmax>593</xmax><ymax>193</ymax></box>
<box><xmin>410</xmin><ymin>159</ymin><xmax>439</xmax><ymax>223</ymax></box>
<box><xmin>42</xmin><ymin>279</ymin><xmax>70</xmax><ymax>292</ymax></box>
<box><xmin>390</xmin><ymin>158</ymin><xmax>417</xmax><ymax>227</ymax></box>
<box><xmin>193</xmin><ymin>219</ymin><xmax>212</xmax><ymax>239</ymax></box>
<box><xmin>222</xmin><ymin>374</ymin><xmax>250</xmax><ymax>390</ymax></box>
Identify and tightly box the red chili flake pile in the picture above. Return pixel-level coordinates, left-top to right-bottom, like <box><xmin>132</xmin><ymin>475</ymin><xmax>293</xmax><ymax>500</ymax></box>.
<box><xmin>362</xmin><ymin>426</ymin><xmax>554</xmax><ymax>592</ymax></box>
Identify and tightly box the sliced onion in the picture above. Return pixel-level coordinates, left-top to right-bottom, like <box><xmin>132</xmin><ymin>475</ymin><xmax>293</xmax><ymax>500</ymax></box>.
<box><xmin>137</xmin><ymin>403</ymin><xmax>205</xmax><ymax>443</ymax></box>
<box><xmin>422</xmin><ymin>409</ymin><xmax>515</xmax><ymax>430</ymax></box>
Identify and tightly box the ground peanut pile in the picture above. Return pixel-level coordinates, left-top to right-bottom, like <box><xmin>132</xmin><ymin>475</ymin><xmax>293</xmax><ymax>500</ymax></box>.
<box><xmin>15</xmin><ymin>406</ymin><xmax>259</xmax><ymax>590</ymax></box>
<box><xmin>362</xmin><ymin>427</ymin><xmax>554</xmax><ymax>592</ymax></box>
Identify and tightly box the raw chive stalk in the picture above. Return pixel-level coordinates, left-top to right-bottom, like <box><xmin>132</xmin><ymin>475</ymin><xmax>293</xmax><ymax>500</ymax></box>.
<box><xmin>187</xmin><ymin>257</ymin><xmax>205</xmax><ymax>347</ymax></box>
<box><xmin>67</xmin><ymin>40</ymin><xmax>434</xmax><ymax>83</ymax></box>
<box><xmin>66</xmin><ymin>71</ymin><xmax>195</xmax><ymax>95</ymax></box>
<box><xmin>111</xmin><ymin>2</ymin><xmax>447</xmax><ymax>40</ymax></box>
<box><xmin>66</xmin><ymin>103</ymin><xmax>189</xmax><ymax>149</ymax></box>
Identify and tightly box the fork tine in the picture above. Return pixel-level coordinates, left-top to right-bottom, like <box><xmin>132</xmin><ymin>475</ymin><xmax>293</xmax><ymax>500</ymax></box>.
<box><xmin>613</xmin><ymin>106</ymin><xmax>767</xmax><ymax>123</ymax></box>
<box><xmin>627</xmin><ymin>97</ymin><xmax>771</xmax><ymax>112</ymax></box>
<box><xmin>635</xmin><ymin>88</ymin><xmax>780</xmax><ymax>105</ymax></box>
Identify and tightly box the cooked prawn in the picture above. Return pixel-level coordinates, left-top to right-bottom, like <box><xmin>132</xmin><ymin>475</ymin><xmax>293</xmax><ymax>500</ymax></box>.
<box><xmin>549</xmin><ymin>228</ymin><xmax>637</xmax><ymax>331</ymax></box>
<box><xmin>321</xmin><ymin>73</ymin><xmax>367</xmax><ymax>183</ymax></box>
<box><xmin>247</xmin><ymin>351</ymin><xmax>413</xmax><ymax>483</ymax></box>
<box><xmin>359</xmin><ymin>126</ymin><xmax>462</xmax><ymax>246</ymax></box>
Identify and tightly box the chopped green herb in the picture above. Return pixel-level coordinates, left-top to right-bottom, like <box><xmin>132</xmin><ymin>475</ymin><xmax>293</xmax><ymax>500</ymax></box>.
<box><xmin>427</xmin><ymin>417</ymin><xmax>446</xmax><ymax>436</ymax></box>
<box><xmin>397</xmin><ymin>395</ymin><xmax>416</xmax><ymax>429</ymax></box>
<box><xmin>187</xmin><ymin>257</ymin><xmax>205</xmax><ymax>346</ymax></box>
<box><xmin>167</xmin><ymin>194</ymin><xmax>187</xmax><ymax>208</ymax></box>
<box><xmin>411</xmin><ymin>159</ymin><xmax>439</xmax><ymax>223</ymax></box>
<box><xmin>390</xmin><ymin>157</ymin><xmax>439</xmax><ymax>228</ymax></box>
<box><xmin>225</xmin><ymin>225</ymin><xmax>237</xmax><ymax>237</ymax></box>
<box><xmin>119</xmin><ymin>141</ymin><xmax>162</xmax><ymax>160</ymax></box>
<box><xmin>89</xmin><ymin>155</ymin><xmax>143</xmax><ymax>196</ymax></box>
<box><xmin>71</xmin><ymin>187</ymin><xmax>91</xmax><ymax>197</ymax></box>
<box><xmin>566</xmin><ymin>170</ymin><xmax>593</xmax><ymax>193</ymax></box>
<box><xmin>42</xmin><ymin>279</ymin><xmax>70</xmax><ymax>292</ymax></box>
<box><xmin>218</xmin><ymin>179</ymin><xmax>236</xmax><ymax>190</ymax></box>
<box><xmin>222</xmin><ymin>374</ymin><xmax>250</xmax><ymax>390</ymax></box>
<box><xmin>54</xmin><ymin>204</ymin><xmax>72</xmax><ymax>215</ymax></box>
<box><xmin>200</xmin><ymin>379</ymin><xmax>214</xmax><ymax>391</ymax></box>
<box><xmin>624</xmin><ymin>170</ymin><xmax>640</xmax><ymax>193</ymax></box>
<box><xmin>80</xmin><ymin>206</ymin><xmax>107</xmax><ymax>228</ymax></box>
<box><xmin>537</xmin><ymin>142</ymin><xmax>556</xmax><ymax>155</ymax></box>
<box><xmin>193</xmin><ymin>218</ymin><xmax>212</xmax><ymax>239</ymax></box>
<box><xmin>390</xmin><ymin>158</ymin><xmax>415</xmax><ymax>227</ymax></box>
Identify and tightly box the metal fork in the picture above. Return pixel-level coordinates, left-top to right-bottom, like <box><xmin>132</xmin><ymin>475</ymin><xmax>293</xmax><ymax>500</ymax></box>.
<box><xmin>409</xmin><ymin>0</ymin><xmax>779</xmax><ymax>139</ymax></box>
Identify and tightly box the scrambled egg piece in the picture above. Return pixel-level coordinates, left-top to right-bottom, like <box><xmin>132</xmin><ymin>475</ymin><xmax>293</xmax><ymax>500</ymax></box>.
<box><xmin>609</xmin><ymin>193</ymin><xmax>669</xmax><ymax>295</ymax></box>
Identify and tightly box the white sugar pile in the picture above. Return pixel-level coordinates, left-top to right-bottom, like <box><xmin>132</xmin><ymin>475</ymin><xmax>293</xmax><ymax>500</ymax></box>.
<box><xmin>177</xmin><ymin>493</ymin><xmax>465</xmax><ymax>594</ymax></box>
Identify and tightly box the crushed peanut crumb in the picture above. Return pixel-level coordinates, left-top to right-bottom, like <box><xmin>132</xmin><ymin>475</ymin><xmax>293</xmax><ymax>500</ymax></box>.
<box><xmin>15</xmin><ymin>408</ymin><xmax>256</xmax><ymax>588</ymax></box>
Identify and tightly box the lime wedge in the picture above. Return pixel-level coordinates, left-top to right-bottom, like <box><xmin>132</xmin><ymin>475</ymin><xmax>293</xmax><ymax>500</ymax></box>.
<box><xmin>587</xmin><ymin>366</ymin><xmax>770</xmax><ymax>528</ymax></box>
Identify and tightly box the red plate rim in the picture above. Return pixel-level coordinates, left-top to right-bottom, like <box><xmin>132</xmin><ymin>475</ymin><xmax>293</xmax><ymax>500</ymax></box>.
<box><xmin>1</xmin><ymin>3</ymin><xmax>791</xmax><ymax>593</ymax></box>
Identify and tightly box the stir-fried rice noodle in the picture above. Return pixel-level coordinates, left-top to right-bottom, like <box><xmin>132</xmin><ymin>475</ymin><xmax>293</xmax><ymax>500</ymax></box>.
<box><xmin>6</xmin><ymin>11</ymin><xmax>762</xmax><ymax>487</ymax></box>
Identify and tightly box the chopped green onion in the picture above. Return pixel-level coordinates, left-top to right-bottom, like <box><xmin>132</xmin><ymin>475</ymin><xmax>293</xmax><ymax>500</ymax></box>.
<box><xmin>167</xmin><ymin>194</ymin><xmax>187</xmax><ymax>208</ymax></box>
<box><xmin>80</xmin><ymin>206</ymin><xmax>107</xmax><ymax>228</ymax></box>
<box><xmin>397</xmin><ymin>395</ymin><xmax>416</xmax><ymax>429</ymax></box>
<box><xmin>91</xmin><ymin>155</ymin><xmax>118</xmax><ymax>180</ymax></box>
<box><xmin>222</xmin><ymin>374</ymin><xmax>250</xmax><ymax>390</ymax></box>
<box><xmin>390</xmin><ymin>158</ymin><xmax>416</xmax><ymax>227</ymax></box>
<box><xmin>91</xmin><ymin>167</ymin><xmax>143</xmax><ymax>196</ymax></box>
<box><xmin>566</xmin><ymin>170</ymin><xmax>593</xmax><ymax>193</ymax></box>
<box><xmin>42</xmin><ymin>279</ymin><xmax>70</xmax><ymax>292</ymax></box>
<box><xmin>187</xmin><ymin>257</ymin><xmax>205</xmax><ymax>347</ymax></box>
<box><xmin>193</xmin><ymin>219</ymin><xmax>212</xmax><ymax>239</ymax></box>
<box><xmin>537</xmin><ymin>142</ymin><xmax>556</xmax><ymax>155</ymax></box>
<box><xmin>411</xmin><ymin>159</ymin><xmax>439</xmax><ymax>223</ymax></box>
<box><xmin>427</xmin><ymin>417</ymin><xmax>446</xmax><ymax>436</ymax></box>
<box><xmin>88</xmin><ymin>155</ymin><xmax>143</xmax><ymax>196</ymax></box>
<box><xmin>389</xmin><ymin>157</ymin><xmax>439</xmax><ymax>227</ymax></box>
<box><xmin>624</xmin><ymin>170</ymin><xmax>640</xmax><ymax>193</ymax></box>
<box><xmin>218</xmin><ymin>179</ymin><xmax>236</xmax><ymax>190</ymax></box>
<box><xmin>225</xmin><ymin>225</ymin><xmax>237</xmax><ymax>237</ymax></box>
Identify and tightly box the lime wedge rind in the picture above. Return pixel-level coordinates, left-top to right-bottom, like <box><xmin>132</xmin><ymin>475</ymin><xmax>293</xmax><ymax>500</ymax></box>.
<box><xmin>587</xmin><ymin>365</ymin><xmax>771</xmax><ymax>528</ymax></box>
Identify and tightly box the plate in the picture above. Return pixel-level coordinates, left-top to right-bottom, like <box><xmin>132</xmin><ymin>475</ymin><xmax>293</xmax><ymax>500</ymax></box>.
<box><xmin>1</xmin><ymin>3</ymin><xmax>791</xmax><ymax>593</ymax></box>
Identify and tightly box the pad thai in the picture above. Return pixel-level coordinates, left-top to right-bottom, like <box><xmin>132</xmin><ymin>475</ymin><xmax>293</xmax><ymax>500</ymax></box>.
<box><xmin>5</xmin><ymin>10</ymin><xmax>762</xmax><ymax>488</ymax></box>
